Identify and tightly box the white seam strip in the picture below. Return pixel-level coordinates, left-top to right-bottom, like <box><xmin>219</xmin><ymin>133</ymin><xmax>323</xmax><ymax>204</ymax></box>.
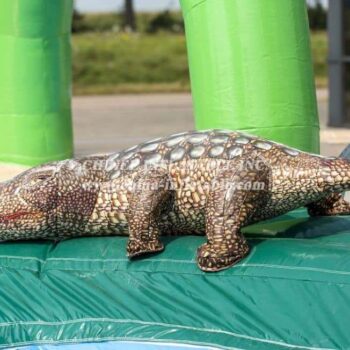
<box><xmin>45</xmin><ymin>258</ymin><xmax>196</xmax><ymax>264</ymax></box>
<box><xmin>0</xmin><ymin>318</ymin><xmax>336</xmax><ymax>350</ymax></box>
<box><xmin>240</xmin><ymin>263</ymin><xmax>350</xmax><ymax>276</ymax></box>
<box><xmin>0</xmin><ymin>256</ymin><xmax>45</xmax><ymax>263</ymax></box>
<box><xmin>0</xmin><ymin>256</ymin><xmax>350</xmax><ymax>277</ymax></box>
<box><xmin>0</xmin><ymin>256</ymin><xmax>195</xmax><ymax>264</ymax></box>
<box><xmin>249</xmin><ymin>237</ymin><xmax>350</xmax><ymax>245</ymax></box>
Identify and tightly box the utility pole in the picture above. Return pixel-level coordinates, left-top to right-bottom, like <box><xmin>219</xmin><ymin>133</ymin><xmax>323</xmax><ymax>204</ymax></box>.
<box><xmin>124</xmin><ymin>0</ymin><xmax>136</xmax><ymax>32</ymax></box>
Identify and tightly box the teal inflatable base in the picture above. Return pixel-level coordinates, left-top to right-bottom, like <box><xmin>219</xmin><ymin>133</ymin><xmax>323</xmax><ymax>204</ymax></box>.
<box><xmin>20</xmin><ymin>341</ymin><xmax>213</xmax><ymax>350</ymax></box>
<box><xmin>1</xmin><ymin>209</ymin><xmax>350</xmax><ymax>350</ymax></box>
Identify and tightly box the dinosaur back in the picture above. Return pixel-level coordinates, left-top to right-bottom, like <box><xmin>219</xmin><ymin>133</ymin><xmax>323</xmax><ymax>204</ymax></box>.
<box><xmin>103</xmin><ymin>130</ymin><xmax>308</xmax><ymax>176</ymax></box>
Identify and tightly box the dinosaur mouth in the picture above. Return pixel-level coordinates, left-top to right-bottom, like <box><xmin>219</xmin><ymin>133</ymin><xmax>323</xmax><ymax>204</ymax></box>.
<box><xmin>0</xmin><ymin>211</ymin><xmax>36</xmax><ymax>224</ymax></box>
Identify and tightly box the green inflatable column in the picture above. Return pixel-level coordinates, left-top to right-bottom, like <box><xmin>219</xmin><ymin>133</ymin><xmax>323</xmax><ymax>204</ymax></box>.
<box><xmin>180</xmin><ymin>0</ymin><xmax>320</xmax><ymax>152</ymax></box>
<box><xmin>0</xmin><ymin>0</ymin><xmax>74</xmax><ymax>166</ymax></box>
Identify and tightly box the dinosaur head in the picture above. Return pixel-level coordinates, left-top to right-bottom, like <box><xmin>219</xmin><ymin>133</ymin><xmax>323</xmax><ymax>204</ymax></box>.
<box><xmin>0</xmin><ymin>160</ymin><xmax>101</xmax><ymax>241</ymax></box>
<box><xmin>0</xmin><ymin>164</ymin><xmax>59</xmax><ymax>241</ymax></box>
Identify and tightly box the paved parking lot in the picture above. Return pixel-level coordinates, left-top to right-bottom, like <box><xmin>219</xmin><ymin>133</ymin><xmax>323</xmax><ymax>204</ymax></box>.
<box><xmin>0</xmin><ymin>90</ymin><xmax>349</xmax><ymax>181</ymax></box>
<box><xmin>73</xmin><ymin>90</ymin><xmax>347</xmax><ymax>157</ymax></box>
<box><xmin>73</xmin><ymin>94</ymin><xmax>194</xmax><ymax>156</ymax></box>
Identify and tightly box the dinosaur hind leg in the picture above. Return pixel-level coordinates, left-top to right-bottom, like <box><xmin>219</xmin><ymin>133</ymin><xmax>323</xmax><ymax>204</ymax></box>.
<box><xmin>307</xmin><ymin>193</ymin><xmax>350</xmax><ymax>216</ymax></box>
<box><xmin>198</xmin><ymin>166</ymin><xmax>270</xmax><ymax>272</ymax></box>
<box><xmin>126</xmin><ymin>168</ymin><xmax>171</xmax><ymax>258</ymax></box>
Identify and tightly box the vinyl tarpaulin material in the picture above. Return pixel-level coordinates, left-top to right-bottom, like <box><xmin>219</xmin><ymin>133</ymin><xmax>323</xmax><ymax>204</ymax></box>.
<box><xmin>0</xmin><ymin>0</ymin><xmax>74</xmax><ymax>166</ymax></box>
<box><xmin>0</xmin><ymin>209</ymin><xmax>350</xmax><ymax>349</ymax></box>
<box><xmin>18</xmin><ymin>341</ymin><xmax>216</xmax><ymax>350</ymax></box>
<box><xmin>181</xmin><ymin>0</ymin><xmax>320</xmax><ymax>153</ymax></box>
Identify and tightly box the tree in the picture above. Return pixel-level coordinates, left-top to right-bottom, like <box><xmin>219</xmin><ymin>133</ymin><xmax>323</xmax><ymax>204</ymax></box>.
<box><xmin>147</xmin><ymin>11</ymin><xmax>184</xmax><ymax>34</ymax></box>
<box><xmin>72</xmin><ymin>8</ymin><xmax>86</xmax><ymax>33</ymax></box>
<box><xmin>123</xmin><ymin>0</ymin><xmax>136</xmax><ymax>32</ymax></box>
<box><xmin>307</xmin><ymin>0</ymin><xmax>327</xmax><ymax>30</ymax></box>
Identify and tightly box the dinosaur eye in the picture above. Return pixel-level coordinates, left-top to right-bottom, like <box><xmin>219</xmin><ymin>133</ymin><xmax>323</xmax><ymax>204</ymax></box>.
<box><xmin>22</xmin><ymin>169</ymin><xmax>55</xmax><ymax>189</ymax></box>
<box><xmin>34</xmin><ymin>174</ymin><xmax>51</xmax><ymax>181</ymax></box>
<box><xmin>30</xmin><ymin>172</ymin><xmax>53</xmax><ymax>184</ymax></box>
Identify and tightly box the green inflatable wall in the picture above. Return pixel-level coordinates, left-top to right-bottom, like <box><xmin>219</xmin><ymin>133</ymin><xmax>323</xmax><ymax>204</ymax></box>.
<box><xmin>0</xmin><ymin>0</ymin><xmax>74</xmax><ymax>166</ymax></box>
<box><xmin>181</xmin><ymin>0</ymin><xmax>320</xmax><ymax>153</ymax></box>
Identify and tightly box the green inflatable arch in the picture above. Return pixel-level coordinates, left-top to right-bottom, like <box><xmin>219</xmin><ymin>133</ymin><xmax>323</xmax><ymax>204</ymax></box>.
<box><xmin>0</xmin><ymin>0</ymin><xmax>73</xmax><ymax>166</ymax></box>
<box><xmin>181</xmin><ymin>0</ymin><xmax>320</xmax><ymax>152</ymax></box>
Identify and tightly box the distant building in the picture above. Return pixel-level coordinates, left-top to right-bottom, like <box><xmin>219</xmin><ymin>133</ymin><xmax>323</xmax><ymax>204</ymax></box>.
<box><xmin>328</xmin><ymin>0</ymin><xmax>350</xmax><ymax>126</ymax></box>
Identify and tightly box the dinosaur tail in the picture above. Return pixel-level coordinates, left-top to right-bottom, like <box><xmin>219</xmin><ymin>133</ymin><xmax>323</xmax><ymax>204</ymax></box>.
<box><xmin>339</xmin><ymin>145</ymin><xmax>350</xmax><ymax>200</ymax></box>
<box><xmin>340</xmin><ymin>144</ymin><xmax>350</xmax><ymax>160</ymax></box>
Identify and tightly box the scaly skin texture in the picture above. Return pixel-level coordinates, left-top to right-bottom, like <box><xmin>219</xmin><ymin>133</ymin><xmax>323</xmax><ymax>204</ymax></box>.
<box><xmin>1</xmin><ymin>130</ymin><xmax>350</xmax><ymax>272</ymax></box>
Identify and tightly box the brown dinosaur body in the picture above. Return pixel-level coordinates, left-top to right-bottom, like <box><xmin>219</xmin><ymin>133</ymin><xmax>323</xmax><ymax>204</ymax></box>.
<box><xmin>0</xmin><ymin>130</ymin><xmax>350</xmax><ymax>271</ymax></box>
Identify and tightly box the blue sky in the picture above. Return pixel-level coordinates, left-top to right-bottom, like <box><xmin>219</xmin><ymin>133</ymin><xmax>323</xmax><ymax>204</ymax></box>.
<box><xmin>76</xmin><ymin>0</ymin><xmax>327</xmax><ymax>13</ymax></box>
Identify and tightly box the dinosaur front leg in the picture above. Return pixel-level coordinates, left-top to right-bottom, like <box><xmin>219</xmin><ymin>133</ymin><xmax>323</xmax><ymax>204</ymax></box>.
<box><xmin>307</xmin><ymin>193</ymin><xmax>350</xmax><ymax>216</ymax></box>
<box><xmin>198</xmin><ymin>167</ymin><xmax>269</xmax><ymax>272</ymax></box>
<box><xmin>127</xmin><ymin>168</ymin><xmax>170</xmax><ymax>258</ymax></box>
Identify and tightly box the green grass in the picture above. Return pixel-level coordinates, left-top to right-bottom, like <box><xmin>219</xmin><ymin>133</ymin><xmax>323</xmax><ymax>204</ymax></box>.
<box><xmin>72</xmin><ymin>32</ymin><xmax>189</xmax><ymax>95</ymax></box>
<box><xmin>72</xmin><ymin>31</ymin><xmax>328</xmax><ymax>95</ymax></box>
